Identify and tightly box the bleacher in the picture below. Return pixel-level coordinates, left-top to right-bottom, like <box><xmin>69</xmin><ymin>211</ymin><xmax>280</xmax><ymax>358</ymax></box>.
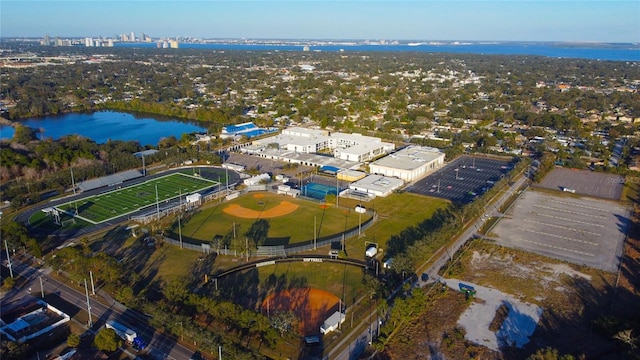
<box><xmin>78</xmin><ymin>169</ymin><xmax>143</xmax><ymax>192</ymax></box>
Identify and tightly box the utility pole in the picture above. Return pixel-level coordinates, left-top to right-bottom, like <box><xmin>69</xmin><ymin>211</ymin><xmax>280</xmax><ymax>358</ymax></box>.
<box><xmin>314</xmin><ymin>216</ymin><xmax>317</xmax><ymax>250</ymax></box>
<box><xmin>4</xmin><ymin>240</ymin><xmax>13</xmax><ymax>278</ymax></box>
<box><xmin>84</xmin><ymin>278</ymin><xmax>93</xmax><ymax>327</ymax></box>
<box><xmin>39</xmin><ymin>276</ymin><xmax>44</xmax><ymax>298</ymax></box>
<box><xmin>89</xmin><ymin>271</ymin><xmax>95</xmax><ymax>295</ymax></box>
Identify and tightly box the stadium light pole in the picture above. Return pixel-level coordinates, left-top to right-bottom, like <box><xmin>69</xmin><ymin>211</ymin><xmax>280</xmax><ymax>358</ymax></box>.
<box><xmin>336</xmin><ymin>175</ymin><xmax>339</xmax><ymax>208</ymax></box>
<box><xmin>155</xmin><ymin>184</ymin><xmax>160</xmax><ymax>221</ymax></box>
<box><xmin>178</xmin><ymin>188</ymin><xmax>183</xmax><ymax>249</ymax></box>
<box><xmin>178</xmin><ymin>213</ymin><xmax>183</xmax><ymax>249</ymax></box>
<box><xmin>141</xmin><ymin>152</ymin><xmax>146</xmax><ymax>176</ymax></box>
<box><xmin>70</xmin><ymin>168</ymin><xmax>76</xmax><ymax>195</ymax></box>
<box><xmin>314</xmin><ymin>216</ymin><xmax>317</xmax><ymax>250</ymax></box>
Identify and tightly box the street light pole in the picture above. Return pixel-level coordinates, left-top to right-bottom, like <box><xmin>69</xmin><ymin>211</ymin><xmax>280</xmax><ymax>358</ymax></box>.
<box><xmin>89</xmin><ymin>271</ymin><xmax>96</xmax><ymax>295</ymax></box>
<box><xmin>84</xmin><ymin>278</ymin><xmax>93</xmax><ymax>327</ymax></box>
<box><xmin>4</xmin><ymin>240</ymin><xmax>13</xmax><ymax>278</ymax></box>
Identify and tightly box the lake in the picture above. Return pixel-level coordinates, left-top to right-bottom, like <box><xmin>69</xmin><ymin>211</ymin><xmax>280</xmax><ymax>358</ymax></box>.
<box><xmin>0</xmin><ymin>111</ymin><xmax>209</xmax><ymax>146</ymax></box>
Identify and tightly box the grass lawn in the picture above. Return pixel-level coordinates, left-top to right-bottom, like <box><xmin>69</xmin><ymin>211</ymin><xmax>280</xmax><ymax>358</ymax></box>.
<box><xmin>175</xmin><ymin>192</ymin><xmax>372</xmax><ymax>245</ymax></box>
<box><xmin>339</xmin><ymin>192</ymin><xmax>449</xmax><ymax>258</ymax></box>
<box><xmin>254</xmin><ymin>261</ymin><xmax>366</xmax><ymax>306</ymax></box>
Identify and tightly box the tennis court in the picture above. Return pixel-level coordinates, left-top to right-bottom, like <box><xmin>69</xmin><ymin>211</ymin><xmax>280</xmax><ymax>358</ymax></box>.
<box><xmin>55</xmin><ymin>173</ymin><xmax>218</xmax><ymax>224</ymax></box>
<box><xmin>301</xmin><ymin>182</ymin><xmax>343</xmax><ymax>200</ymax></box>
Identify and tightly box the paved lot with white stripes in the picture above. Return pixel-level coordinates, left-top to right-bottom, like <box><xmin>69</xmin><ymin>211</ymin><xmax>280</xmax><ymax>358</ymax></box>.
<box><xmin>407</xmin><ymin>155</ymin><xmax>517</xmax><ymax>204</ymax></box>
<box><xmin>491</xmin><ymin>190</ymin><xmax>628</xmax><ymax>272</ymax></box>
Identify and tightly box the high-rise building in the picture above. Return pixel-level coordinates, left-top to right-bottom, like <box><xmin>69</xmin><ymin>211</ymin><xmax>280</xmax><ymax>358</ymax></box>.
<box><xmin>85</xmin><ymin>37</ymin><xmax>94</xmax><ymax>47</ymax></box>
<box><xmin>41</xmin><ymin>35</ymin><xmax>50</xmax><ymax>46</ymax></box>
<box><xmin>169</xmin><ymin>39</ymin><xmax>179</xmax><ymax>48</ymax></box>
<box><xmin>130</xmin><ymin>32</ymin><xmax>135</xmax><ymax>42</ymax></box>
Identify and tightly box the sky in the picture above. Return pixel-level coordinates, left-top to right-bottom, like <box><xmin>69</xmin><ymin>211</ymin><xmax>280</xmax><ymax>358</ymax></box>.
<box><xmin>1</xmin><ymin>1</ymin><xmax>639</xmax><ymax>43</ymax></box>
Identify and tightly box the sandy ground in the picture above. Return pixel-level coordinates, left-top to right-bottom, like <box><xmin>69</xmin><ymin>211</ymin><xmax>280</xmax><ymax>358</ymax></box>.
<box><xmin>441</xmin><ymin>278</ymin><xmax>542</xmax><ymax>351</ymax></box>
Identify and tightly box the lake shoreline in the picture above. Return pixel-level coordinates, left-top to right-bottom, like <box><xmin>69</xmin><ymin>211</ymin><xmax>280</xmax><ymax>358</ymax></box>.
<box><xmin>0</xmin><ymin>110</ymin><xmax>209</xmax><ymax>145</ymax></box>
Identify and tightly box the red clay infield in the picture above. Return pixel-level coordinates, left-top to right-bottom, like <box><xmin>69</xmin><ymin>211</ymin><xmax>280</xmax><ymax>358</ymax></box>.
<box><xmin>262</xmin><ymin>288</ymin><xmax>340</xmax><ymax>334</ymax></box>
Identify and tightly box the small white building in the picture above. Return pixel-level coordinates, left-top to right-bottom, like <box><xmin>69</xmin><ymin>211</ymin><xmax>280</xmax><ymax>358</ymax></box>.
<box><xmin>277</xmin><ymin>184</ymin><xmax>299</xmax><ymax>198</ymax></box>
<box><xmin>243</xmin><ymin>173</ymin><xmax>271</xmax><ymax>186</ymax></box>
<box><xmin>349</xmin><ymin>175</ymin><xmax>404</xmax><ymax>198</ymax></box>
<box><xmin>320</xmin><ymin>311</ymin><xmax>346</xmax><ymax>335</ymax></box>
<box><xmin>186</xmin><ymin>193</ymin><xmax>202</xmax><ymax>204</ymax></box>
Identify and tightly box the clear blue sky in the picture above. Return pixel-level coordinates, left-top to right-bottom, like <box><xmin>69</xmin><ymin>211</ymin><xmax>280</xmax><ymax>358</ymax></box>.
<box><xmin>2</xmin><ymin>1</ymin><xmax>638</xmax><ymax>42</ymax></box>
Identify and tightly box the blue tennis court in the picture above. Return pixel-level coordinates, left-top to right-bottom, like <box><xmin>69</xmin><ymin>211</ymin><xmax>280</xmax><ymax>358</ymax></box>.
<box><xmin>301</xmin><ymin>182</ymin><xmax>343</xmax><ymax>200</ymax></box>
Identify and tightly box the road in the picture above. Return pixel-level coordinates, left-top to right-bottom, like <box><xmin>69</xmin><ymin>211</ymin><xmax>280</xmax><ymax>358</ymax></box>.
<box><xmin>2</xmin><ymin>257</ymin><xmax>198</xmax><ymax>360</ymax></box>
<box><xmin>4</xmin><ymin>172</ymin><xmax>530</xmax><ymax>360</ymax></box>
<box><xmin>328</xmin><ymin>173</ymin><xmax>530</xmax><ymax>360</ymax></box>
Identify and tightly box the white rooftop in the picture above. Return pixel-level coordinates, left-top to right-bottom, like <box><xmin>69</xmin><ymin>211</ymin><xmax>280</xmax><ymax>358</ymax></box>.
<box><xmin>372</xmin><ymin>145</ymin><xmax>444</xmax><ymax>171</ymax></box>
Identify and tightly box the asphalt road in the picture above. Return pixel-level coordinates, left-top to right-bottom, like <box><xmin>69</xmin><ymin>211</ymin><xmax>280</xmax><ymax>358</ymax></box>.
<box><xmin>2</xmin><ymin>257</ymin><xmax>198</xmax><ymax>360</ymax></box>
<box><xmin>328</xmin><ymin>173</ymin><xmax>530</xmax><ymax>360</ymax></box>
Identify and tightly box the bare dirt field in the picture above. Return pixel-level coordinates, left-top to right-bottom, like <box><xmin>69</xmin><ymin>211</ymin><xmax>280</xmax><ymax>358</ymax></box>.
<box><xmin>378</xmin><ymin>234</ymin><xmax>640</xmax><ymax>360</ymax></box>
<box><xmin>262</xmin><ymin>288</ymin><xmax>340</xmax><ymax>335</ymax></box>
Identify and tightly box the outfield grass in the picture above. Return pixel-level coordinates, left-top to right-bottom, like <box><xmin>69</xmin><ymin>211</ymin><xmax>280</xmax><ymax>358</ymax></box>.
<box><xmin>252</xmin><ymin>261</ymin><xmax>366</xmax><ymax>306</ymax></box>
<box><xmin>55</xmin><ymin>173</ymin><xmax>218</xmax><ymax>224</ymax></box>
<box><xmin>339</xmin><ymin>192</ymin><xmax>449</xmax><ymax>258</ymax></box>
<box><xmin>175</xmin><ymin>192</ymin><xmax>372</xmax><ymax>245</ymax></box>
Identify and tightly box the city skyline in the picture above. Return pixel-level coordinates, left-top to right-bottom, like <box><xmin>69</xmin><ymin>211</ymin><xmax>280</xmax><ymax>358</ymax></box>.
<box><xmin>1</xmin><ymin>1</ymin><xmax>639</xmax><ymax>43</ymax></box>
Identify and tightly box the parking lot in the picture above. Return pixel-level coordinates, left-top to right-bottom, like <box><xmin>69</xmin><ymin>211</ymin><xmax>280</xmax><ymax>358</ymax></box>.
<box><xmin>490</xmin><ymin>190</ymin><xmax>628</xmax><ymax>272</ymax></box>
<box><xmin>406</xmin><ymin>155</ymin><xmax>517</xmax><ymax>203</ymax></box>
<box><xmin>535</xmin><ymin>167</ymin><xmax>624</xmax><ymax>200</ymax></box>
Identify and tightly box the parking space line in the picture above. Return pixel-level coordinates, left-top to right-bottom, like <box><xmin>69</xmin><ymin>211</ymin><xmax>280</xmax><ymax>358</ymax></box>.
<box><xmin>546</xmin><ymin>199</ymin><xmax>613</xmax><ymax>213</ymax></box>
<box><xmin>513</xmin><ymin>237</ymin><xmax>595</xmax><ymax>257</ymax></box>
<box><xmin>533</xmin><ymin>205</ymin><xmax>606</xmax><ymax>219</ymax></box>
<box><xmin>521</xmin><ymin>219</ymin><xmax>602</xmax><ymax>236</ymax></box>
<box><xmin>522</xmin><ymin>228</ymin><xmax>598</xmax><ymax>246</ymax></box>
<box><xmin>534</xmin><ymin>213</ymin><xmax>605</xmax><ymax>227</ymax></box>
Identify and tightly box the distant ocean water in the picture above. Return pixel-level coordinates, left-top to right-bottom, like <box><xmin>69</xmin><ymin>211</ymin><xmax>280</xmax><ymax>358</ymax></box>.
<box><xmin>117</xmin><ymin>42</ymin><xmax>640</xmax><ymax>61</ymax></box>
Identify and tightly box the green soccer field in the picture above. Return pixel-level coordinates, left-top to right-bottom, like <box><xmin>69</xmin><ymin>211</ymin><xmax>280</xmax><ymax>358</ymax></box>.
<box><xmin>55</xmin><ymin>173</ymin><xmax>219</xmax><ymax>224</ymax></box>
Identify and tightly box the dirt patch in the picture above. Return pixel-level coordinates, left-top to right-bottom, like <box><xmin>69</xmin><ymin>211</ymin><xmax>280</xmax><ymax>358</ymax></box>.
<box><xmin>319</xmin><ymin>204</ymin><xmax>329</xmax><ymax>209</ymax></box>
<box><xmin>262</xmin><ymin>288</ymin><xmax>340</xmax><ymax>335</ymax></box>
<box><xmin>253</xmin><ymin>193</ymin><xmax>265</xmax><ymax>198</ymax></box>
<box><xmin>223</xmin><ymin>201</ymin><xmax>299</xmax><ymax>219</ymax></box>
<box><xmin>381</xmin><ymin>237</ymin><xmax>639</xmax><ymax>359</ymax></box>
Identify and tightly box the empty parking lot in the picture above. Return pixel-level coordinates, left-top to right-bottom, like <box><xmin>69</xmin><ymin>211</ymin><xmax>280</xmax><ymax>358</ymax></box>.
<box><xmin>491</xmin><ymin>190</ymin><xmax>628</xmax><ymax>272</ymax></box>
<box><xmin>535</xmin><ymin>167</ymin><xmax>623</xmax><ymax>200</ymax></box>
<box><xmin>407</xmin><ymin>155</ymin><xmax>517</xmax><ymax>203</ymax></box>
